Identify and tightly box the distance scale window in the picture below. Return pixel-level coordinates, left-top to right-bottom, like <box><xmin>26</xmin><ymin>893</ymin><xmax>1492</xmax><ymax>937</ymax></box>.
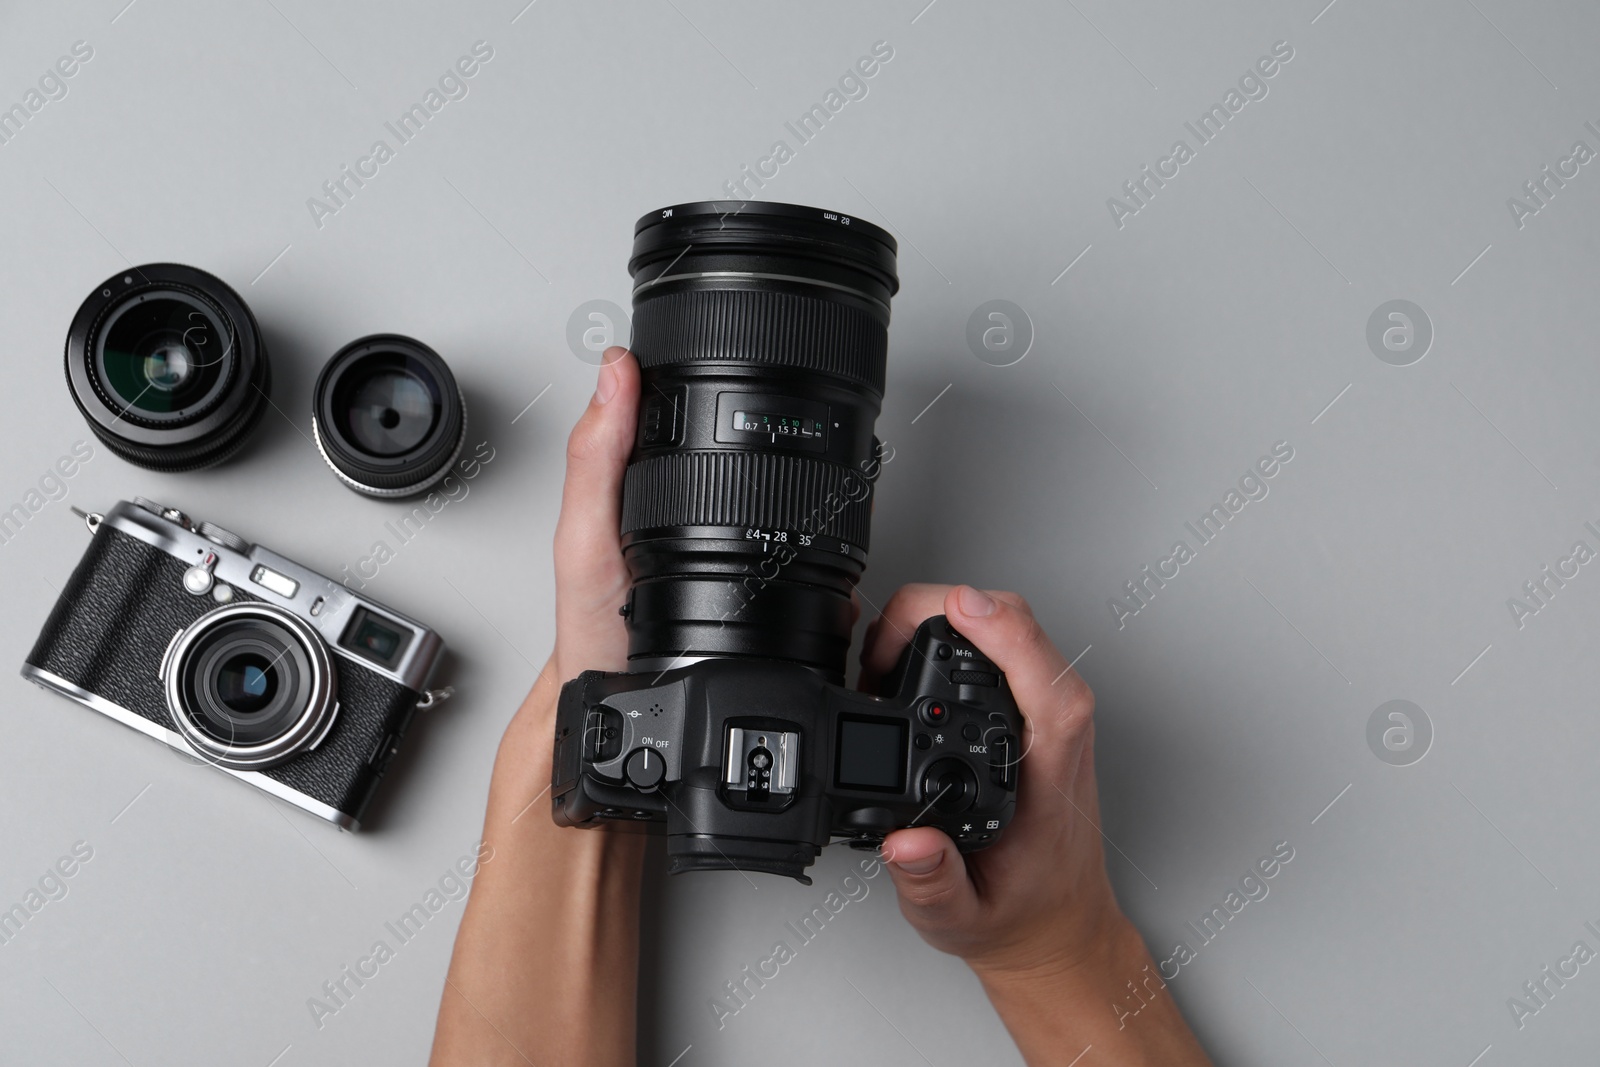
<box><xmin>715</xmin><ymin>392</ymin><xmax>829</xmax><ymax>453</ymax></box>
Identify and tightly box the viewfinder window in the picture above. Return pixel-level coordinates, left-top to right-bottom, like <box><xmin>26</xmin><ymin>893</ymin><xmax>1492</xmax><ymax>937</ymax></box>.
<box><xmin>339</xmin><ymin>607</ymin><xmax>413</xmax><ymax>669</ymax></box>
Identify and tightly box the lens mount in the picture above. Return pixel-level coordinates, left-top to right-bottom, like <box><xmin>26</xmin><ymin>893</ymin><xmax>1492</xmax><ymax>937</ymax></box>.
<box><xmin>312</xmin><ymin>334</ymin><xmax>467</xmax><ymax>498</ymax></box>
<box><xmin>162</xmin><ymin>603</ymin><xmax>338</xmax><ymax>770</ymax></box>
<box><xmin>65</xmin><ymin>263</ymin><xmax>271</xmax><ymax>471</ymax></box>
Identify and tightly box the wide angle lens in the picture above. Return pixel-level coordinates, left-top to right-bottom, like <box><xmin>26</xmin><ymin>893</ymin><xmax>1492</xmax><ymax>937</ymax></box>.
<box><xmin>65</xmin><ymin>263</ymin><xmax>271</xmax><ymax>471</ymax></box>
<box><xmin>621</xmin><ymin>201</ymin><xmax>899</xmax><ymax>681</ymax></box>
<box><xmin>312</xmin><ymin>334</ymin><xmax>466</xmax><ymax>498</ymax></box>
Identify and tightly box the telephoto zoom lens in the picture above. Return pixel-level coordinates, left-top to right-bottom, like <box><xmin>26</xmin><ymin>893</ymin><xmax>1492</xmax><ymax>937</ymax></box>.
<box><xmin>65</xmin><ymin>264</ymin><xmax>271</xmax><ymax>471</ymax></box>
<box><xmin>312</xmin><ymin>334</ymin><xmax>467</xmax><ymax>498</ymax></box>
<box><xmin>622</xmin><ymin>202</ymin><xmax>898</xmax><ymax>681</ymax></box>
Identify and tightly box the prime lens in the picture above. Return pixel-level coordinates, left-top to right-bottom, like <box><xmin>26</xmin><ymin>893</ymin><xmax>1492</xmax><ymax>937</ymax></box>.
<box><xmin>312</xmin><ymin>334</ymin><xmax>467</xmax><ymax>498</ymax></box>
<box><xmin>621</xmin><ymin>201</ymin><xmax>899</xmax><ymax>681</ymax></box>
<box><xmin>65</xmin><ymin>264</ymin><xmax>271</xmax><ymax>471</ymax></box>
<box><xmin>164</xmin><ymin>603</ymin><xmax>338</xmax><ymax>770</ymax></box>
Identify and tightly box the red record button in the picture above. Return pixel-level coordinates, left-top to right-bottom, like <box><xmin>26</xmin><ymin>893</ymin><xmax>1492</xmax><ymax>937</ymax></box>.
<box><xmin>920</xmin><ymin>700</ymin><xmax>949</xmax><ymax>727</ymax></box>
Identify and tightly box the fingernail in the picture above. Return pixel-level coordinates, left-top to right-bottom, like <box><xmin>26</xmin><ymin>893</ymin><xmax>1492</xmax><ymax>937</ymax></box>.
<box><xmin>594</xmin><ymin>359</ymin><xmax>619</xmax><ymax>405</ymax></box>
<box><xmin>956</xmin><ymin>585</ymin><xmax>996</xmax><ymax>618</ymax></box>
<box><xmin>891</xmin><ymin>852</ymin><xmax>943</xmax><ymax>876</ymax></box>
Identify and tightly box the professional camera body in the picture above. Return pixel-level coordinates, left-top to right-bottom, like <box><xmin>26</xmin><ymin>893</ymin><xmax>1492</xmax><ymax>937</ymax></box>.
<box><xmin>550</xmin><ymin>201</ymin><xmax>1024</xmax><ymax>881</ymax></box>
<box><xmin>22</xmin><ymin>498</ymin><xmax>446</xmax><ymax>829</ymax></box>
<box><xmin>554</xmin><ymin>615</ymin><xmax>1022</xmax><ymax>881</ymax></box>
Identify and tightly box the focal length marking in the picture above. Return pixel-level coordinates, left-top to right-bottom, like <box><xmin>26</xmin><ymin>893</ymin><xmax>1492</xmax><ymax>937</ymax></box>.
<box><xmin>743</xmin><ymin>526</ymin><xmax>855</xmax><ymax>554</ymax></box>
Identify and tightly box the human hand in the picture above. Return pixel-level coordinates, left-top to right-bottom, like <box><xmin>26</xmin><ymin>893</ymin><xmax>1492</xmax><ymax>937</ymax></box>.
<box><xmin>864</xmin><ymin>583</ymin><xmax>1124</xmax><ymax>982</ymax></box>
<box><xmin>430</xmin><ymin>348</ymin><xmax>645</xmax><ymax>1067</ymax></box>
<box><xmin>864</xmin><ymin>584</ymin><xmax>1210</xmax><ymax>1065</ymax></box>
<box><xmin>494</xmin><ymin>346</ymin><xmax>642</xmax><ymax>801</ymax></box>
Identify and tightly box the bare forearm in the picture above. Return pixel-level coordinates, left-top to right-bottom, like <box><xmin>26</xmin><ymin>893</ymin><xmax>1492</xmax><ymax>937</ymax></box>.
<box><xmin>430</xmin><ymin>670</ymin><xmax>646</xmax><ymax>1066</ymax></box>
<box><xmin>978</xmin><ymin>919</ymin><xmax>1212</xmax><ymax>1067</ymax></box>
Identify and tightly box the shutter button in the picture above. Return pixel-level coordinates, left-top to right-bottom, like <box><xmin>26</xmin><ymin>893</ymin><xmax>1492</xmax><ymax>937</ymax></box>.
<box><xmin>183</xmin><ymin>551</ymin><xmax>219</xmax><ymax>595</ymax></box>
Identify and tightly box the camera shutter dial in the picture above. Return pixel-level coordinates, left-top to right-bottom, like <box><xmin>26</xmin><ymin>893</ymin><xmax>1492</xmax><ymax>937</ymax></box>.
<box><xmin>198</xmin><ymin>521</ymin><xmax>250</xmax><ymax>553</ymax></box>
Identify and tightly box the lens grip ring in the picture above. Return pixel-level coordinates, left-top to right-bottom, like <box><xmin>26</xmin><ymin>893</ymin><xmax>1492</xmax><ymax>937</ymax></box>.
<box><xmin>621</xmin><ymin>450</ymin><xmax>874</xmax><ymax>548</ymax></box>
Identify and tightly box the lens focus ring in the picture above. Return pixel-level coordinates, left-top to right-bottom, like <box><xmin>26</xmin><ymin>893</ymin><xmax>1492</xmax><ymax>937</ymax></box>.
<box><xmin>631</xmin><ymin>288</ymin><xmax>887</xmax><ymax>394</ymax></box>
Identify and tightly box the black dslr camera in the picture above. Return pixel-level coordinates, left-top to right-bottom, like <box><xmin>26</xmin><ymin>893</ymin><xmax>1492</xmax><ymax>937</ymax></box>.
<box><xmin>551</xmin><ymin>202</ymin><xmax>1023</xmax><ymax>881</ymax></box>
<box><xmin>554</xmin><ymin>615</ymin><xmax>1021</xmax><ymax>881</ymax></box>
<box><xmin>23</xmin><ymin>498</ymin><xmax>447</xmax><ymax>829</ymax></box>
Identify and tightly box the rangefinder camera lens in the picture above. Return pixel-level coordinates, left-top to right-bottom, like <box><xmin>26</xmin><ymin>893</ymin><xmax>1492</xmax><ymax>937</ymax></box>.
<box><xmin>164</xmin><ymin>602</ymin><xmax>338</xmax><ymax>770</ymax></box>
<box><xmin>312</xmin><ymin>334</ymin><xmax>466</xmax><ymax>498</ymax></box>
<box><xmin>622</xmin><ymin>201</ymin><xmax>899</xmax><ymax>679</ymax></box>
<box><xmin>64</xmin><ymin>263</ymin><xmax>271</xmax><ymax>471</ymax></box>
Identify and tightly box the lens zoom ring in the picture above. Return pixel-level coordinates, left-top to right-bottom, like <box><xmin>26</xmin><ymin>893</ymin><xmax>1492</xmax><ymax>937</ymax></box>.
<box><xmin>622</xmin><ymin>451</ymin><xmax>873</xmax><ymax>548</ymax></box>
<box><xmin>631</xmin><ymin>289</ymin><xmax>886</xmax><ymax>392</ymax></box>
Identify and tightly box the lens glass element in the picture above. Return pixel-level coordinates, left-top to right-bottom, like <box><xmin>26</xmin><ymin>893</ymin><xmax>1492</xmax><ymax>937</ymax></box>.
<box><xmin>214</xmin><ymin>652</ymin><xmax>278</xmax><ymax>715</ymax></box>
<box><xmin>341</xmin><ymin>362</ymin><xmax>438</xmax><ymax>455</ymax></box>
<box><xmin>97</xmin><ymin>294</ymin><xmax>230</xmax><ymax>416</ymax></box>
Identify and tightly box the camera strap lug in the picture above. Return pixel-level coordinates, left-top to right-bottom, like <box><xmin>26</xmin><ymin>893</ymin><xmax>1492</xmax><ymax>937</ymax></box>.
<box><xmin>417</xmin><ymin>686</ymin><xmax>455</xmax><ymax>711</ymax></box>
<box><xmin>71</xmin><ymin>507</ymin><xmax>103</xmax><ymax>535</ymax></box>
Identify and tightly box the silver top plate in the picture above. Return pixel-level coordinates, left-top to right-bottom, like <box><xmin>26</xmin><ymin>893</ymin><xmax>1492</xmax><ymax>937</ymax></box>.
<box><xmin>102</xmin><ymin>499</ymin><xmax>444</xmax><ymax>693</ymax></box>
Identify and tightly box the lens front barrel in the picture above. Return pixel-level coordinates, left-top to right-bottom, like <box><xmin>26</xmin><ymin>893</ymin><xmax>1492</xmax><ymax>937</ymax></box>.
<box><xmin>621</xmin><ymin>202</ymin><xmax>899</xmax><ymax>682</ymax></box>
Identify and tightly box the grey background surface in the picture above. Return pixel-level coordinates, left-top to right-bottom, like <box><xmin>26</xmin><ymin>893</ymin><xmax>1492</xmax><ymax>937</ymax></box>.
<box><xmin>1</xmin><ymin>0</ymin><xmax>1596</xmax><ymax>1063</ymax></box>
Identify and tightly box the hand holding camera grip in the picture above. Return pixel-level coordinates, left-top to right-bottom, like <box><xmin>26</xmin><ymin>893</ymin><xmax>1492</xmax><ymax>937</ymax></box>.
<box><xmin>852</xmin><ymin>614</ymin><xmax>1024</xmax><ymax>850</ymax></box>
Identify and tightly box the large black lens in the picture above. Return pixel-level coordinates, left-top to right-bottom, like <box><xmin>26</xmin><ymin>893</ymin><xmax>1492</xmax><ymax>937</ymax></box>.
<box><xmin>621</xmin><ymin>202</ymin><xmax>899</xmax><ymax>681</ymax></box>
<box><xmin>66</xmin><ymin>264</ymin><xmax>271</xmax><ymax>470</ymax></box>
<box><xmin>313</xmin><ymin>334</ymin><xmax>466</xmax><ymax>498</ymax></box>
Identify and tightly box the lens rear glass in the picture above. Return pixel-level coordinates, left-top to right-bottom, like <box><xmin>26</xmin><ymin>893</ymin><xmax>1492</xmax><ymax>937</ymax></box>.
<box><xmin>337</xmin><ymin>358</ymin><xmax>440</xmax><ymax>456</ymax></box>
